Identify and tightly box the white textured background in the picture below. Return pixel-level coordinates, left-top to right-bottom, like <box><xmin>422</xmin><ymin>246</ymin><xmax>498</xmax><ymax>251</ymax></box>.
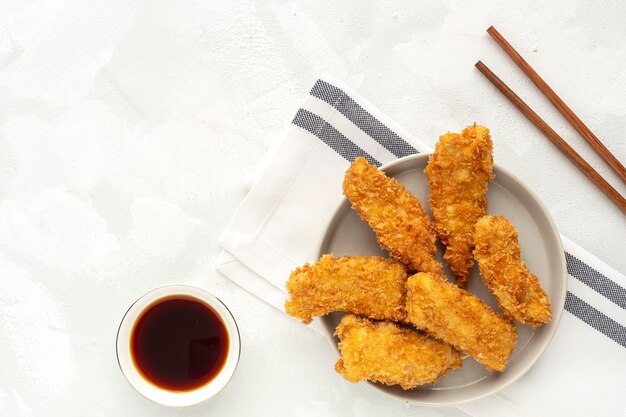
<box><xmin>0</xmin><ymin>1</ymin><xmax>624</xmax><ymax>416</ymax></box>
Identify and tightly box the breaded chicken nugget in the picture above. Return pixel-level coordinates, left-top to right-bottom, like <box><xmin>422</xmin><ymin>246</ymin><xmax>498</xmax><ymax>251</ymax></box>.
<box><xmin>334</xmin><ymin>314</ymin><xmax>462</xmax><ymax>389</ymax></box>
<box><xmin>474</xmin><ymin>215</ymin><xmax>552</xmax><ymax>327</ymax></box>
<box><xmin>284</xmin><ymin>255</ymin><xmax>407</xmax><ymax>324</ymax></box>
<box><xmin>424</xmin><ymin>124</ymin><xmax>493</xmax><ymax>287</ymax></box>
<box><xmin>406</xmin><ymin>272</ymin><xmax>517</xmax><ymax>372</ymax></box>
<box><xmin>343</xmin><ymin>157</ymin><xmax>442</xmax><ymax>274</ymax></box>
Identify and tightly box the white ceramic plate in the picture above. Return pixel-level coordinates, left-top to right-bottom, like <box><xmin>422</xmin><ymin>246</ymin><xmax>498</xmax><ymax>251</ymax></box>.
<box><xmin>317</xmin><ymin>153</ymin><xmax>566</xmax><ymax>406</ymax></box>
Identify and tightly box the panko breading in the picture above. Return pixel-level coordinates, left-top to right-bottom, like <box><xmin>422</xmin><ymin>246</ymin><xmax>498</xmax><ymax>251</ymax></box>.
<box><xmin>406</xmin><ymin>272</ymin><xmax>517</xmax><ymax>372</ymax></box>
<box><xmin>334</xmin><ymin>314</ymin><xmax>462</xmax><ymax>389</ymax></box>
<box><xmin>474</xmin><ymin>215</ymin><xmax>552</xmax><ymax>327</ymax></box>
<box><xmin>424</xmin><ymin>124</ymin><xmax>493</xmax><ymax>287</ymax></box>
<box><xmin>284</xmin><ymin>255</ymin><xmax>407</xmax><ymax>324</ymax></box>
<box><xmin>343</xmin><ymin>157</ymin><xmax>442</xmax><ymax>274</ymax></box>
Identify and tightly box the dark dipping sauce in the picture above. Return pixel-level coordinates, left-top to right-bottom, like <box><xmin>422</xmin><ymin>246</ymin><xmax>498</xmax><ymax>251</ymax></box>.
<box><xmin>130</xmin><ymin>295</ymin><xmax>229</xmax><ymax>392</ymax></box>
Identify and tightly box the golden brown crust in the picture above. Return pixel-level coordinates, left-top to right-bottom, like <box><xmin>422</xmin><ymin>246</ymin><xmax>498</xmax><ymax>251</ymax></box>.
<box><xmin>284</xmin><ymin>255</ymin><xmax>407</xmax><ymax>324</ymax></box>
<box><xmin>405</xmin><ymin>272</ymin><xmax>517</xmax><ymax>372</ymax></box>
<box><xmin>334</xmin><ymin>314</ymin><xmax>462</xmax><ymax>389</ymax></box>
<box><xmin>474</xmin><ymin>215</ymin><xmax>552</xmax><ymax>327</ymax></box>
<box><xmin>424</xmin><ymin>124</ymin><xmax>493</xmax><ymax>287</ymax></box>
<box><xmin>343</xmin><ymin>157</ymin><xmax>442</xmax><ymax>274</ymax></box>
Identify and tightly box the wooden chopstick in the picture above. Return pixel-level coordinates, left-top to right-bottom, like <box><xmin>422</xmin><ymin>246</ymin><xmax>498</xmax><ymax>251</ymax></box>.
<box><xmin>475</xmin><ymin>60</ymin><xmax>626</xmax><ymax>215</ymax></box>
<box><xmin>486</xmin><ymin>26</ymin><xmax>626</xmax><ymax>186</ymax></box>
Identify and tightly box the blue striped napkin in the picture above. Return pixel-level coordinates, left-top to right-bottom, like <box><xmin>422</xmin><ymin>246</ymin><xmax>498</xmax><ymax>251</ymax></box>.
<box><xmin>217</xmin><ymin>74</ymin><xmax>626</xmax><ymax>416</ymax></box>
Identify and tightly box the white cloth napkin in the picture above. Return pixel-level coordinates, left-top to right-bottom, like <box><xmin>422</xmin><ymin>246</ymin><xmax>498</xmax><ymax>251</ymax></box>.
<box><xmin>217</xmin><ymin>74</ymin><xmax>626</xmax><ymax>417</ymax></box>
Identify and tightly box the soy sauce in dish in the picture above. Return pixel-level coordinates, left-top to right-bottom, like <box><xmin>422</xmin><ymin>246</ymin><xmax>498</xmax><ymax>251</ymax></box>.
<box><xmin>130</xmin><ymin>295</ymin><xmax>229</xmax><ymax>391</ymax></box>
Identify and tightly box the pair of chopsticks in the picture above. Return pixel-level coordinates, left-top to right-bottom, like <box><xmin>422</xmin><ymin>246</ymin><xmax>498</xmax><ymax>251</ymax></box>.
<box><xmin>476</xmin><ymin>26</ymin><xmax>626</xmax><ymax>215</ymax></box>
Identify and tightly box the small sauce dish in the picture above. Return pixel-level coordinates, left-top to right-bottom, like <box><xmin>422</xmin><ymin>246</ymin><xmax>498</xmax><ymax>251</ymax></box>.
<box><xmin>116</xmin><ymin>285</ymin><xmax>240</xmax><ymax>406</ymax></box>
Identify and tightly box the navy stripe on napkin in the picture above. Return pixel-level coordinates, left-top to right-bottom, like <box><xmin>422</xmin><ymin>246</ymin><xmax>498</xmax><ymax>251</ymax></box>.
<box><xmin>310</xmin><ymin>79</ymin><xmax>418</xmax><ymax>159</ymax></box>
<box><xmin>565</xmin><ymin>292</ymin><xmax>626</xmax><ymax>348</ymax></box>
<box><xmin>292</xmin><ymin>108</ymin><xmax>380</xmax><ymax>167</ymax></box>
<box><xmin>566</xmin><ymin>252</ymin><xmax>626</xmax><ymax>311</ymax></box>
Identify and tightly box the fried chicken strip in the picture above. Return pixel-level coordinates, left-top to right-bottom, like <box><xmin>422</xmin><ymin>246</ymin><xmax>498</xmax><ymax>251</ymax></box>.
<box><xmin>284</xmin><ymin>255</ymin><xmax>407</xmax><ymax>324</ymax></box>
<box><xmin>406</xmin><ymin>272</ymin><xmax>517</xmax><ymax>372</ymax></box>
<box><xmin>334</xmin><ymin>314</ymin><xmax>462</xmax><ymax>389</ymax></box>
<box><xmin>424</xmin><ymin>124</ymin><xmax>493</xmax><ymax>287</ymax></box>
<box><xmin>474</xmin><ymin>215</ymin><xmax>552</xmax><ymax>327</ymax></box>
<box><xmin>343</xmin><ymin>157</ymin><xmax>441</xmax><ymax>274</ymax></box>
